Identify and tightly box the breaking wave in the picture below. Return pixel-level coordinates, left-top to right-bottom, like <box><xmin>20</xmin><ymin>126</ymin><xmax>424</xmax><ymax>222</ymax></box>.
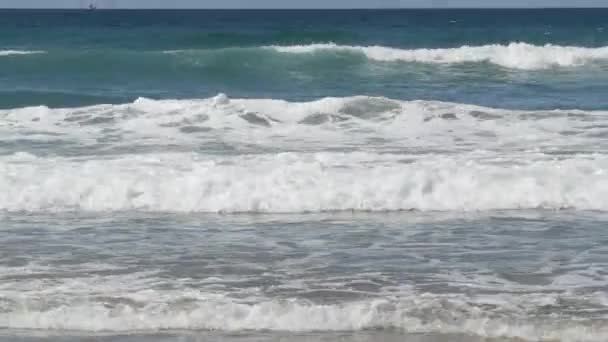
<box><xmin>1</xmin><ymin>94</ymin><xmax>607</xmax><ymax>213</ymax></box>
<box><xmin>270</xmin><ymin>42</ymin><xmax>608</xmax><ymax>69</ymax></box>
<box><xmin>2</xmin><ymin>94</ymin><xmax>607</xmax><ymax>152</ymax></box>
<box><xmin>1</xmin><ymin>152</ymin><xmax>607</xmax><ymax>213</ymax></box>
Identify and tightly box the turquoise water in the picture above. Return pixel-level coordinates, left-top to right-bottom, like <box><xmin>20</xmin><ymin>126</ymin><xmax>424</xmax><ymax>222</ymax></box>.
<box><xmin>1</xmin><ymin>9</ymin><xmax>608</xmax><ymax>109</ymax></box>
<box><xmin>2</xmin><ymin>9</ymin><xmax>608</xmax><ymax>342</ymax></box>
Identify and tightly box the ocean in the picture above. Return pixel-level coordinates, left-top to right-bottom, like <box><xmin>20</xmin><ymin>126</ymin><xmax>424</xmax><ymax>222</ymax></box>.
<box><xmin>1</xmin><ymin>8</ymin><xmax>608</xmax><ymax>342</ymax></box>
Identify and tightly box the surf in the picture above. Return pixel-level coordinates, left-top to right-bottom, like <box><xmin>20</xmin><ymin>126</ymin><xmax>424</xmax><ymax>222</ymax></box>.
<box><xmin>0</xmin><ymin>150</ymin><xmax>606</xmax><ymax>213</ymax></box>
<box><xmin>269</xmin><ymin>42</ymin><xmax>608</xmax><ymax>69</ymax></box>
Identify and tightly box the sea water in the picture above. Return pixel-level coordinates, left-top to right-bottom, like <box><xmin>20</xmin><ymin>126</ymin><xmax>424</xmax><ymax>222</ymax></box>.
<box><xmin>1</xmin><ymin>9</ymin><xmax>608</xmax><ymax>342</ymax></box>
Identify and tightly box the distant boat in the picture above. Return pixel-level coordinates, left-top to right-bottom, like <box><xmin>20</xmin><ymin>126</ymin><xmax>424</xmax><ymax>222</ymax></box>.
<box><xmin>83</xmin><ymin>0</ymin><xmax>98</xmax><ymax>10</ymax></box>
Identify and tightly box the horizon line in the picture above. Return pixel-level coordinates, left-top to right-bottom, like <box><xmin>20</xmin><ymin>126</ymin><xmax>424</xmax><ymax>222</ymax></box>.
<box><xmin>1</xmin><ymin>6</ymin><xmax>607</xmax><ymax>9</ymax></box>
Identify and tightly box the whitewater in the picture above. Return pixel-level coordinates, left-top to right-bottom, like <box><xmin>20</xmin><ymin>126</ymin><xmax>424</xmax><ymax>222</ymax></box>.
<box><xmin>270</xmin><ymin>42</ymin><xmax>608</xmax><ymax>69</ymax></box>
<box><xmin>161</xmin><ymin>42</ymin><xmax>608</xmax><ymax>70</ymax></box>
<box><xmin>2</xmin><ymin>95</ymin><xmax>608</xmax><ymax>342</ymax></box>
<box><xmin>0</xmin><ymin>93</ymin><xmax>607</xmax><ymax>213</ymax></box>
<box><xmin>2</xmin><ymin>8</ymin><xmax>608</xmax><ymax>342</ymax></box>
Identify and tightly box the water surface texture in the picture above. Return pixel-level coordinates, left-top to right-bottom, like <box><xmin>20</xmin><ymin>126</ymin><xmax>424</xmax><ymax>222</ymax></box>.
<box><xmin>1</xmin><ymin>9</ymin><xmax>608</xmax><ymax>342</ymax></box>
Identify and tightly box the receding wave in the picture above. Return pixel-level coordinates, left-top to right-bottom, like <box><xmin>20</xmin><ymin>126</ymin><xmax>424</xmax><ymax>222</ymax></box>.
<box><xmin>3</xmin><ymin>293</ymin><xmax>608</xmax><ymax>341</ymax></box>
<box><xmin>270</xmin><ymin>42</ymin><xmax>608</xmax><ymax>69</ymax></box>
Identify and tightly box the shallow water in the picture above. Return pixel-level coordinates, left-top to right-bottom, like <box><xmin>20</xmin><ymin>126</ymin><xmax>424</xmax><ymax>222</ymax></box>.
<box><xmin>1</xmin><ymin>211</ymin><xmax>608</xmax><ymax>341</ymax></box>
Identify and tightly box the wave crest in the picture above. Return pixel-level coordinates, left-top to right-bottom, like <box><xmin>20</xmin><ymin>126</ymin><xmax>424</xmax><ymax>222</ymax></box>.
<box><xmin>270</xmin><ymin>42</ymin><xmax>608</xmax><ymax>69</ymax></box>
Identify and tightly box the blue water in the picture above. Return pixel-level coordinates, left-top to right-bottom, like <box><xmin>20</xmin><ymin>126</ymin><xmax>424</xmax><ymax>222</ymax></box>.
<box><xmin>1</xmin><ymin>9</ymin><xmax>608</xmax><ymax>109</ymax></box>
<box><xmin>1</xmin><ymin>9</ymin><xmax>608</xmax><ymax>342</ymax></box>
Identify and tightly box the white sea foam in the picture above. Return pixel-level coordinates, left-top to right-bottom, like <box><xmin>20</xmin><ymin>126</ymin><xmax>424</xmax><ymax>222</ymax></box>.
<box><xmin>2</xmin><ymin>293</ymin><xmax>608</xmax><ymax>341</ymax></box>
<box><xmin>1</xmin><ymin>94</ymin><xmax>606</xmax><ymax>156</ymax></box>
<box><xmin>270</xmin><ymin>42</ymin><xmax>608</xmax><ymax>69</ymax></box>
<box><xmin>0</xmin><ymin>50</ymin><xmax>45</xmax><ymax>56</ymax></box>
<box><xmin>1</xmin><ymin>226</ymin><xmax>606</xmax><ymax>341</ymax></box>
<box><xmin>1</xmin><ymin>94</ymin><xmax>607</xmax><ymax>213</ymax></box>
<box><xmin>1</xmin><ymin>152</ymin><xmax>607</xmax><ymax>213</ymax></box>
